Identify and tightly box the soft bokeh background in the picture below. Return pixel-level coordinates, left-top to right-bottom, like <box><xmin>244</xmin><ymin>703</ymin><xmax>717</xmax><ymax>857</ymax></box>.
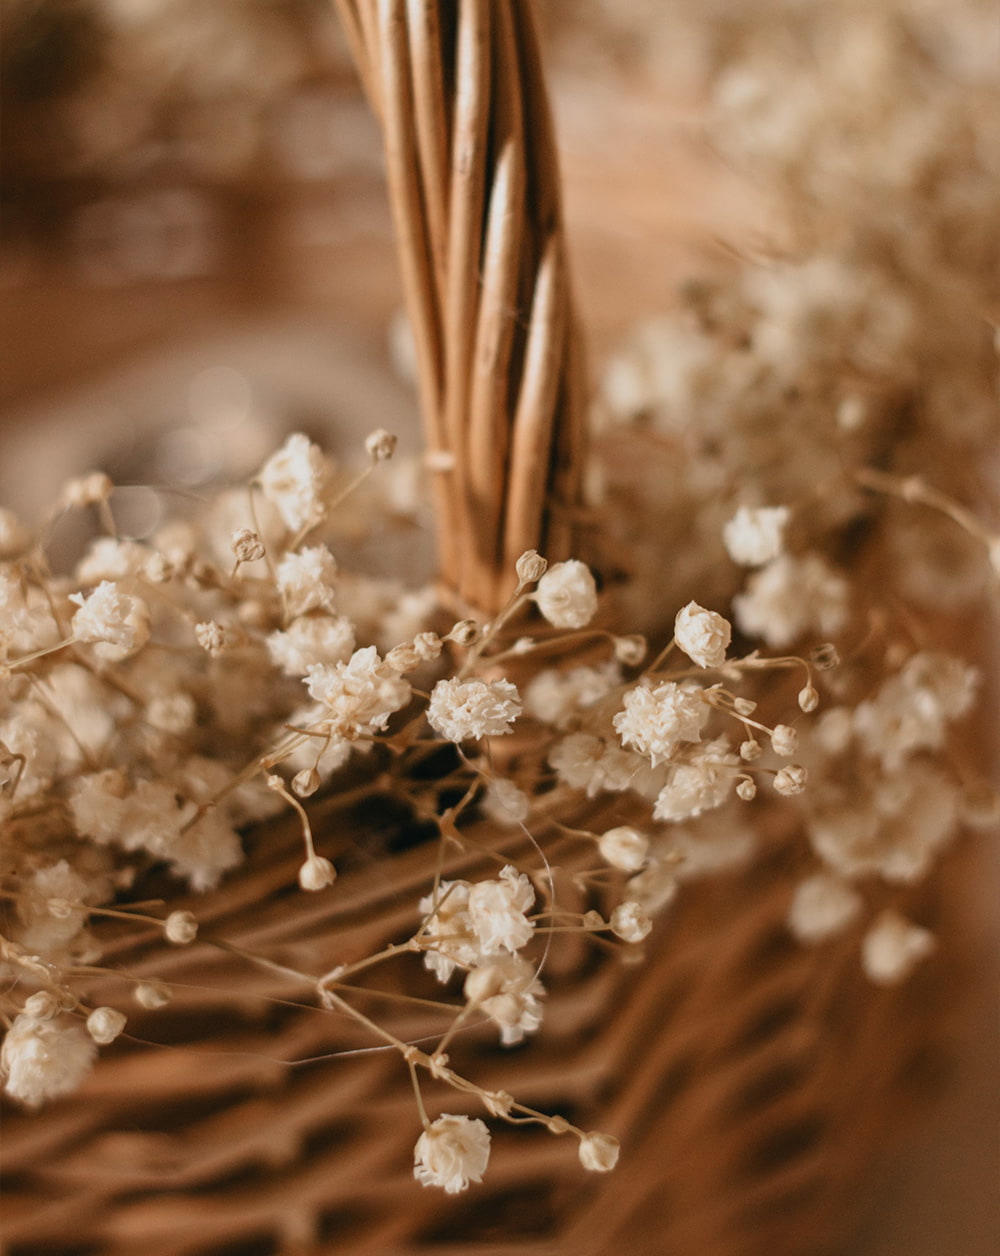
<box><xmin>2</xmin><ymin>2</ymin><xmax>996</xmax><ymax>1253</ymax></box>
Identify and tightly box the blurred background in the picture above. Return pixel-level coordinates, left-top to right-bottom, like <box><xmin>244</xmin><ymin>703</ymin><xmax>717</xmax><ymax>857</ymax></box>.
<box><xmin>1</xmin><ymin>2</ymin><xmax>996</xmax><ymax>1252</ymax></box>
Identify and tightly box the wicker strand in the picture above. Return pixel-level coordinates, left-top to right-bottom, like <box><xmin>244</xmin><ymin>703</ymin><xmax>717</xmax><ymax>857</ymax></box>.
<box><xmin>335</xmin><ymin>0</ymin><xmax>586</xmax><ymax>613</ymax></box>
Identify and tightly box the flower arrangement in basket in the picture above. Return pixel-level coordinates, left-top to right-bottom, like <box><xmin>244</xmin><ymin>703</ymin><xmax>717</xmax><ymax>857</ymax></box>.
<box><xmin>1</xmin><ymin>2</ymin><xmax>997</xmax><ymax>1254</ymax></box>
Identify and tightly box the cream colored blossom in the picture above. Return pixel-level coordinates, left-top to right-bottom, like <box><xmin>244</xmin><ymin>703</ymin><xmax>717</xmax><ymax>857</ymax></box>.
<box><xmin>787</xmin><ymin>874</ymin><xmax>862</xmax><ymax>943</ymax></box>
<box><xmin>614</xmin><ymin>681</ymin><xmax>708</xmax><ymax>766</ymax></box>
<box><xmin>673</xmin><ymin>601</ymin><xmax>731</xmax><ymax>669</ymax></box>
<box><xmin>414</xmin><ymin>1114</ymin><xmax>491</xmax><ymax>1194</ymax></box>
<box><xmin>70</xmin><ymin>581</ymin><xmax>151</xmax><ymax>661</ymax></box>
<box><xmin>578</xmin><ymin>1131</ymin><xmax>620</xmax><ymax>1173</ymax></box>
<box><xmin>467</xmin><ymin>866</ymin><xmax>535</xmax><ymax>955</ymax></box>
<box><xmin>1</xmin><ymin>1015</ymin><xmax>96</xmax><ymax>1107</ymax></box>
<box><xmin>723</xmin><ymin>505</ymin><xmax>790</xmax><ymax>566</ymax></box>
<box><xmin>427</xmin><ymin>677</ymin><xmax>521</xmax><ymax>742</ymax></box>
<box><xmin>862</xmin><ymin>912</ymin><xmax>935</xmax><ymax>985</ymax></box>
<box><xmin>533</xmin><ymin>560</ymin><xmax>598</xmax><ymax>629</ymax></box>
<box><xmin>257</xmin><ymin>433</ymin><xmax>331</xmax><ymax>534</ymax></box>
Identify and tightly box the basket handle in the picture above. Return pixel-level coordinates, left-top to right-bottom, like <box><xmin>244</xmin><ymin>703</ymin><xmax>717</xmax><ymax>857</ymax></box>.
<box><xmin>335</xmin><ymin>0</ymin><xmax>587</xmax><ymax>613</ymax></box>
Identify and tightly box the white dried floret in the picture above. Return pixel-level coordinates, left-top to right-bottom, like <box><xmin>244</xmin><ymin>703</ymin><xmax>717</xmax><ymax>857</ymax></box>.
<box><xmin>723</xmin><ymin>505</ymin><xmax>790</xmax><ymax>567</ymax></box>
<box><xmin>419</xmin><ymin>880</ymin><xmax>479</xmax><ymax>982</ymax></box>
<box><xmin>613</xmin><ymin>681</ymin><xmax>709</xmax><ymax>767</ymax></box>
<box><xmin>733</xmin><ymin>553</ymin><xmax>848</xmax><ymax>649</ymax></box>
<box><xmin>135</xmin><ymin>981</ymin><xmax>172</xmax><ymax>1010</ymax></box>
<box><xmin>257</xmin><ymin>432</ymin><xmax>332</xmax><ymax>534</ymax></box>
<box><xmin>75</xmin><ymin>538</ymin><xmax>150</xmax><ymax>584</ymax></box>
<box><xmin>231</xmin><ymin>528</ymin><xmax>265</xmax><ymax>564</ymax></box>
<box><xmin>164</xmin><ymin>910</ymin><xmax>198</xmax><ymax>944</ymax></box>
<box><xmin>853</xmin><ymin>652</ymin><xmax>979</xmax><ymax>771</ymax></box>
<box><xmin>305</xmin><ymin>646</ymin><xmax>411</xmax><ymax>739</ymax></box>
<box><xmin>146</xmin><ymin>691</ymin><xmax>197</xmax><ymax>736</ymax></box>
<box><xmin>413</xmin><ymin>1114</ymin><xmax>491</xmax><ymax>1194</ymax></box>
<box><xmin>578</xmin><ymin>1131</ymin><xmax>620</xmax><ymax>1173</ymax></box>
<box><xmin>673</xmin><ymin>601</ymin><xmax>731</xmax><ymax>669</ymax></box>
<box><xmin>598</xmin><ymin>826</ymin><xmax>649</xmax><ymax>872</ymax></box>
<box><xmin>467</xmin><ymin>866</ymin><xmax>535</xmax><ymax>955</ymax></box>
<box><xmin>69</xmin><ymin>770</ymin><xmax>129</xmax><ymax>844</ymax></box>
<box><xmin>275</xmin><ymin>545</ymin><xmax>338</xmax><ymax>617</ymax></box>
<box><xmin>426</xmin><ymin>677</ymin><xmax>521</xmax><ymax>742</ymax></box>
<box><xmin>515</xmin><ymin>549</ymin><xmax>548</xmax><ymax>584</ymax></box>
<box><xmin>609</xmin><ymin>900</ymin><xmax>652</xmax><ymax>943</ymax></box>
<box><xmin>17</xmin><ymin>861</ymin><xmax>91</xmax><ymax>952</ymax></box>
<box><xmin>86</xmin><ymin>1006</ymin><xmax>127</xmax><ymax>1045</ymax></box>
<box><xmin>70</xmin><ymin>581</ymin><xmax>151</xmax><ymax>660</ymax></box>
<box><xmin>464</xmin><ymin>954</ymin><xmax>544</xmax><ymax>1045</ymax></box>
<box><xmin>266</xmin><ymin>614</ymin><xmax>355</xmax><ymax>677</ymax></box>
<box><xmin>862</xmin><ymin>912</ymin><xmax>935</xmax><ymax>985</ymax></box>
<box><xmin>770</xmin><ymin>724</ymin><xmax>798</xmax><ymax>756</ymax></box>
<box><xmin>653</xmin><ymin>739</ymin><xmax>738</xmax><ymax>822</ymax></box>
<box><xmin>365</xmin><ymin>428</ymin><xmax>397</xmax><ymax>462</ymax></box>
<box><xmin>532</xmin><ymin>560</ymin><xmax>598</xmax><ymax>629</ymax></box>
<box><xmin>523</xmin><ymin>661</ymin><xmax>620</xmax><ymax>728</ymax></box>
<box><xmin>62</xmin><ymin>471</ymin><xmax>112</xmax><ymax>508</ymax></box>
<box><xmin>481</xmin><ymin>777</ymin><xmax>531</xmax><ymax>827</ymax></box>
<box><xmin>773</xmin><ymin>764</ymin><xmax>808</xmax><ymax>796</ymax></box>
<box><xmin>1</xmin><ymin>1014</ymin><xmax>96</xmax><ymax>1108</ymax></box>
<box><xmin>787</xmin><ymin>874</ymin><xmax>862</xmax><ymax>943</ymax></box>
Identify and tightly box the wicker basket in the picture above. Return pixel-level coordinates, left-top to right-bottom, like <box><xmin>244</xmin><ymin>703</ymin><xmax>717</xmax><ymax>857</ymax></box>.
<box><xmin>0</xmin><ymin>4</ymin><xmax>987</xmax><ymax>1254</ymax></box>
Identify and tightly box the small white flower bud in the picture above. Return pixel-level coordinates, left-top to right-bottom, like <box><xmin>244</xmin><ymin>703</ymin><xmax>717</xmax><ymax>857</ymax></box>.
<box><xmin>609</xmin><ymin>901</ymin><xmax>652</xmax><ymax>943</ymax></box>
<box><xmin>613</xmin><ymin>635</ymin><xmax>647</xmax><ymax>666</ymax></box>
<box><xmin>134</xmin><ymin>981</ymin><xmax>172</xmax><ymax>1009</ymax></box>
<box><xmin>292</xmin><ymin>767</ymin><xmax>321</xmax><ymax>798</ymax></box>
<box><xmin>446</xmin><ymin>619</ymin><xmax>482</xmax><ymax>647</ymax></box>
<box><xmin>578</xmin><ymin>1131</ymin><xmax>620</xmax><ymax>1173</ymax></box>
<box><xmin>674</xmin><ymin>601</ymin><xmax>731</xmax><ymax>669</ymax></box>
<box><xmin>533</xmin><ymin>560</ymin><xmax>598</xmax><ymax>629</ymax></box>
<box><xmin>298</xmin><ymin>854</ymin><xmax>336</xmax><ymax>892</ymax></box>
<box><xmin>740</xmin><ymin>739</ymin><xmax>762</xmax><ymax>761</ymax></box>
<box><xmin>164</xmin><ymin>910</ymin><xmax>198</xmax><ymax>945</ymax></box>
<box><xmin>773</xmin><ymin>764</ymin><xmax>808</xmax><ymax>796</ymax></box>
<box><xmin>597</xmin><ymin>826</ymin><xmax>649</xmax><ymax>872</ymax></box>
<box><xmin>515</xmin><ymin>549</ymin><xmax>548</xmax><ymax>584</ymax></box>
<box><xmin>770</xmin><ymin>724</ymin><xmax>798</xmax><ymax>756</ymax></box>
<box><xmin>733</xmin><ymin>698</ymin><xmax>757</xmax><ymax>716</ymax></box>
<box><xmin>862</xmin><ymin>912</ymin><xmax>935</xmax><ymax>985</ymax></box>
<box><xmin>87</xmin><ymin>1006</ymin><xmax>127</xmax><ymax>1045</ymax></box>
<box><xmin>736</xmin><ymin>778</ymin><xmax>757</xmax><ymax>801</ymax></box>
<box><xmin>582</xmin><ymin>910</ymin><xmax>605</xmax><ymax>930</ymax></box>
<box><xmin>195</xmin><ymin>621</ymin><xmax>231</xmax><ymax>656</ymax></box>
<box><xmin>23</xmin><ymin>991</ymin><xmax>62</xmax><ymax>1020</ymax></box>
<box><xmin>365</xmin><ymin>428</ymin><xmax>398</xmax><ymax>462</ymax></box>
<box><xmin>231</xmin><ymin>528</ymin><xmax>265</xmax><ymax>564</ymax></box>
<box><xmin>798</xmin><ymin>684</ymin><xmax>819</xmax><ymax>712</ymax></box>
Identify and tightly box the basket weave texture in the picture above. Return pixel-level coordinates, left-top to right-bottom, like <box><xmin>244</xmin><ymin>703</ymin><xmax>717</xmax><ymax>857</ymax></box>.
<box><xmin>0</xmin><ymin>4</ymin><xmax>983</xmax><ymax>1255</ymax></box>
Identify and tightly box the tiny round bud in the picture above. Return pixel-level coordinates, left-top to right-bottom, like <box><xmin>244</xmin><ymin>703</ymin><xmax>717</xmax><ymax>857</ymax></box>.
<box><xmin>365</xmin><ymin>428</ymin><xmax>398</xmax><ymax>461</ymax></box>
<box><xmin>736</xmin><ymin>778</ymin><xmax>757</xmax><ymax>801</ymax></box>
<box><xmin>798</xmin><ymin>684</ymin><xmax>819</xmax><ymax>713</ymax></box>
<box><xmin>298</xmin><ymin>854</ymin><xmax>336</xmax><ymax>892</ymax></box>
<box><xmin>547</xmin><ymin>1115</ymin><xmax>570</xmax><ymax>1136</ymax></box>
<box><xmin>740</xmin><ymin>739</ymin><xmax>762</xmax><ymax>761</ymax></box>
<box><xmin>195</xmin><ymin>621</ymin><xmax>230</xmax><ymax>656</ymax></box>
<box><xmin>231</xmin><ymin>528</ymin><xmax>265</xmax><ymax>564</ymax></box>
<box><xmin>164</xmin><ymin>910</ymin><xmax>198</xmax><ymax>945</ymax></box>
<box><xmin>463</xmin><ymin>965</ymin><xmax>506</xmax><ymax>1004</ymax></box>
<box><xmin>446</xmin><ymin>619</ymin><xmax>482</xmax><ymax>647</ymax></box>
<box><xmin>598</xmin><ymin>826</ymin><xmax>649</xmax><ymax>872</ymax></box>
<box><xmin>23</xmin><ymin>991</ymin><xmax>62</xmax><ymax>1020</ymax></box>
<box><xmin>515</xmin><ymin>549</ymin><xmax>548</xmax><ymax>584</ymax></box>
<box><xmin>582</xmin><ymin>909</ymin><xmax>605</xmax><ymax>930</ymax></box>
<box><xmin>578</xmin><ymin>1131</ymin><xmax>620</xmax><ymax>1173</ymax></box>
<box><xmin>609</xmin><ymin>901</ymin><xmax>652</xmax><ymax>943</ymax></box>
<box><xmin>773</xmin><ymin>764</ymin><xmax>808</xmax><ymax>796</ymax></box>
<box><xmin>291</xmin><ymin>767</ymin><xmax>320</xmax><ymax>798</ymax></box>
<box><xmin>134</xmin><ymin>980</ymin><xmax>172</xmax><ymax>1009</ymax></box>
<box><xmin>87</xmin><ymin>1006</ymin><xmax>127</xmax><ymax>1045</ymax></box>
<box><xmin>770</xmin><ymin>724</ymin><xmax>798</xmax><ymax>757</ymax></box>
<box><xmin>613</xmin><ymin>634</ymin><xmax>647</xmax><ymax>667</ymax></box>
<box><xmin>733</xmin><ymin>698</ymin><xmax>757</xmax><ymax>716</ymax></box>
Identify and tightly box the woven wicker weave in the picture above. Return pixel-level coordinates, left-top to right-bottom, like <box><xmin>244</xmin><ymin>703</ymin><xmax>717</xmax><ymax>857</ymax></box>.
<box><xmin>0</xmin><ymin>4</ymin><xmax>983</xmax><ymax>1255</ymax></box>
